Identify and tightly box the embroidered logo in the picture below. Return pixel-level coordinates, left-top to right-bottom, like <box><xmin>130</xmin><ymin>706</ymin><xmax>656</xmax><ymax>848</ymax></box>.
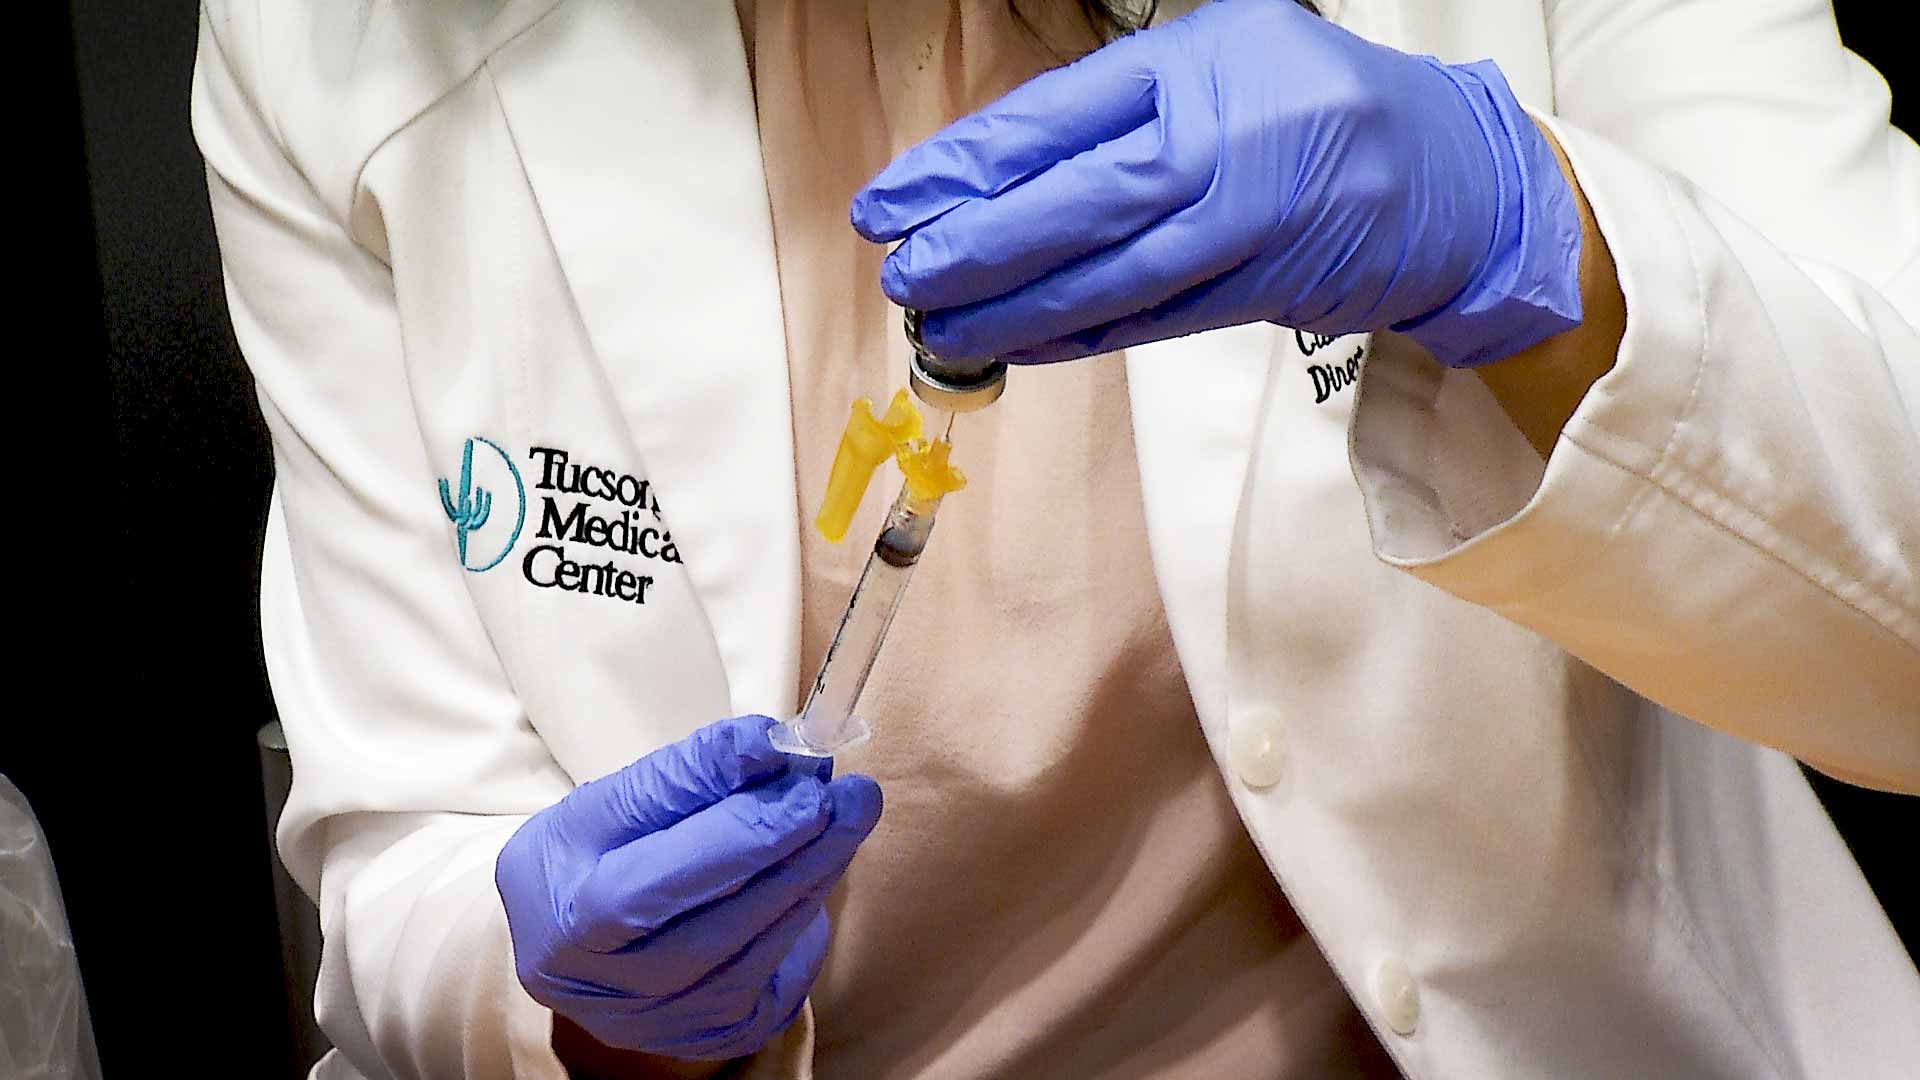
<box><xmin>1291</xmin><ymin>330</ymin><xmax>1366</xmax><ymax>403</ymax></box>
<box><xmin>438</xmin><ymin>436</ymin><xmax>526</xmax><ymax>572</ymax></box>
<box><xmin>1295</xmin><ymin>329</ymin><xmax>1341</xmax><ymax>356</ymax></box>
<box><xmin>438</xmin><ymin>440</ymin><xmax>680</xmax><ymax>604</ymax></box>
<box><xmin>520</xmin><ymin>446</ymin><xmax>678</xmax><ymax>606</ymax></box>
<box><xmin>1306</xmin><ymin>347</ymin><xmax>1364</xmax><ymax>404</ymax></box>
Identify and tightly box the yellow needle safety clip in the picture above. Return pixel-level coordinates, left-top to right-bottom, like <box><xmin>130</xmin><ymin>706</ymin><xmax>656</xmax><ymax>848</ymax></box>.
<box><xmin>813</xmin><ymin>389</ymin><xmax>966</xmax><ymax>543</ymax></box>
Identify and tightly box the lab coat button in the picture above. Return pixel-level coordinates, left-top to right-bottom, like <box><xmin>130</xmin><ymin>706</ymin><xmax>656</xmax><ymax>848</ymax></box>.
<box><xmin>1229</xmin><ymin>710</ymin><xmax>1287</xmax><ymax>789</ymax></box>
<box><xmin>1375</xmin><ymin>957</ymin><xmax>1419</xmax><ymax>1037</ymax></box>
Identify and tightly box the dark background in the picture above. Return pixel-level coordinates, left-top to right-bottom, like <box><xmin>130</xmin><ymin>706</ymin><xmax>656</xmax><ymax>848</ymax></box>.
<box><xmin>16</xmin><ymin>2</ymin><xmax>1917</xmax><ymax>1073</ymax></box>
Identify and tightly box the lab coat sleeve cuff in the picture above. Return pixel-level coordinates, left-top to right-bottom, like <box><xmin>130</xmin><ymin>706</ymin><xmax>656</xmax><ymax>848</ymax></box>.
<box><xmin>1348</xmin><ymin>116</ymin><xmax>1705</xmax><ymax>598</ymax></box>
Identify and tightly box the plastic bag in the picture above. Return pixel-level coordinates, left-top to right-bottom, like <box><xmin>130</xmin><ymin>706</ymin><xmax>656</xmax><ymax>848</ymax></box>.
<box><xmin>0</xmin><ymin>774</ymin><xmax>102</xmax><ymax>1079</ymax></box>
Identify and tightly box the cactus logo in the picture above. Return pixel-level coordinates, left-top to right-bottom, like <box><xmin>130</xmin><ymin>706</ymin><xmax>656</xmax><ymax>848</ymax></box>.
<box><xmin>438</xmin><ymin>436</ymin><xmax>527</xmax><ymax>572</ymax></box>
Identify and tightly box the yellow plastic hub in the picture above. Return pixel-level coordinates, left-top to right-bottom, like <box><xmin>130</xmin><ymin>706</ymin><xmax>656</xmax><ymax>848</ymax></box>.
<box><xmin>897</xmin><ymin>436</ymin><xmax>966</xmax><ymax>509</ymax></box>
<box><xmin>814</xmin><ymin>389</ymin><xmax>966</xmax><ymax>542</ymax></box>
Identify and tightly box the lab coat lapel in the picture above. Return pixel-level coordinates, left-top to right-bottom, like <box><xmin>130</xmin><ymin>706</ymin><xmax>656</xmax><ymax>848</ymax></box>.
<box><xmin>488</xmin><ymin>0</ymin><xmax>801</xmax><ymax>718</ymax></box>
<box><xmin>1126</xmin><ymin>326</ymin><xmax>1277</xmax><ymax>740</ymax></box>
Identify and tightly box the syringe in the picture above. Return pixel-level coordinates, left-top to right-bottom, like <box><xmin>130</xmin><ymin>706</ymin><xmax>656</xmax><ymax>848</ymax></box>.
<box><xmin>770</xmin><ymin>311</ymin><xmax>1006</xmax><ymax>757</ymax></box>
<box><xmin>769</xmin><ymin>456</ymin><xmax>948</xmax><ymax>757</ymax></box>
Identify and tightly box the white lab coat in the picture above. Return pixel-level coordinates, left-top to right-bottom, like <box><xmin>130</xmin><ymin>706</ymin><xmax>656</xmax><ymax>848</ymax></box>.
<box><xmin>191</xmin><ymin>0</ymin><xmax>1920</xmax><ymax>1076</ymax></box>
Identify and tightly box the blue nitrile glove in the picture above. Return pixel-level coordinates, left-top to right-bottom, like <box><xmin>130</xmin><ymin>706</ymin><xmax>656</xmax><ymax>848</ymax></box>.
<box><xmin>496</xmin><ymin>714</ymin><xmax>883</xmax><ymax>1061</ymax></box>
<box><xmin>852</xmin><ymin>0</ymin><xmax>1581</xmax><ymax>369</ymax></box>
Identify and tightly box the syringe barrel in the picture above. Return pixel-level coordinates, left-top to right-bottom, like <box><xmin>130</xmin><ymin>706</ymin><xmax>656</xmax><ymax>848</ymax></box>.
<box><xmin>771</xmin><ymin>483</ymin><xmax>942</xmax><ymax>757</ymax></box>
<box><xmin>875</xmin><ymin>485</ymin><xmax>940</xmax><ymax>566</ymax></box>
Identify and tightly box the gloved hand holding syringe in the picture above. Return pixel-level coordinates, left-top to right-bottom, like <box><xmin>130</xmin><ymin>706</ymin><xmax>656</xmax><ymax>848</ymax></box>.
<box><xmin>770</xmin><ymin>310</ymin><xmax>1007</xmax><ymax>757</ymax></box>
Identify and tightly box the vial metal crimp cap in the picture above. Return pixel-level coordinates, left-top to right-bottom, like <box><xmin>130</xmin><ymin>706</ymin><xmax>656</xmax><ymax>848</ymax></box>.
<box><xmin>904</xmin><ymin>309</ymin><xmax>1007</xmax><ymax>414</ymax></box>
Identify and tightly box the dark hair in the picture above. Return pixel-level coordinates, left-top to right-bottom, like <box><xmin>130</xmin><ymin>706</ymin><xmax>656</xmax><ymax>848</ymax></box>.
<box><xmin>1074</xmin><ymin>0</ymin><xmax>1160</xmax><ymax>39</ymax></box>
<box><xmin>1014</xmin><ymin>1</ymin><xmax>1318</xmax><ymax>51</ymax></box>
